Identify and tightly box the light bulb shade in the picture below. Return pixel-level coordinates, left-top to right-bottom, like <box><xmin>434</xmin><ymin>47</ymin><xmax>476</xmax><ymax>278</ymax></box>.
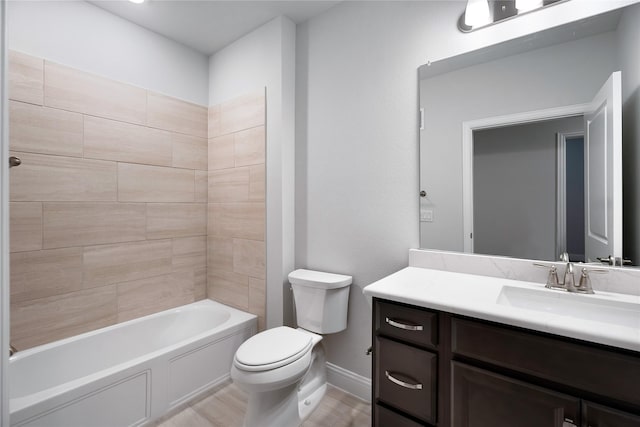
<box><xmin>129</xmin><ymin>0</ymin><xmax>145</xmax><ymax>3</ymax></box>
<box><xmin>516</xmin><ymin>0</ymin><xmax>544</xmax><ymax>12</ymax></box>
<box><xmin>464</xmin><ymin>0</ymin><xmax>491</xmax><ymax>28</ymax></box>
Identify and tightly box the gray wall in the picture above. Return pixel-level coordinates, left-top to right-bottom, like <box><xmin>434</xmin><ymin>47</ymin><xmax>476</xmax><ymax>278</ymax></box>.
<box><xmin>419</xmin><ymin>31</ymin><xmax>620</xmax><ymax>252</ymax></box>
<box><xmin>473</xmin><ymin>116</ymin><xmax>583</xmax><ymax>261</ymax></box>
<box><xmin>619</xmin><ymin>4</ymin><xmax>640</xmax><ymax>266</ymax></box>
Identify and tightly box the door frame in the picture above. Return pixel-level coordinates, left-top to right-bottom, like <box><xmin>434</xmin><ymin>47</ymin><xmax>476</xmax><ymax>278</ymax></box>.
<box><xmin>1</xmin><ymin>0</ymin><xmax>10</xmax><ymax>424</ymax></box>
<box><xmin>461</xmin><ymin>103</ymin><xmax>589</xmax><ymax>253</ymax></box>
<box><xmin>556</xmin><ymin>131</ymin><xmax>585</xmax><ymax>260</ymax></box>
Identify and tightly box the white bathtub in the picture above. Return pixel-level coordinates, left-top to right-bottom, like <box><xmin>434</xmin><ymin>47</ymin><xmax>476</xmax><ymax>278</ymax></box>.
<box><xmin>9</xmin><ymin>299</ymin><xmax>257</xmax><ymax>427</ymax></box>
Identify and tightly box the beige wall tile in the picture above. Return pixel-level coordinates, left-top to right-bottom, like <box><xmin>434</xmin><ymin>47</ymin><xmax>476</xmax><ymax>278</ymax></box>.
<box><xmin>84</xmin><ymin>116</ymin><xmax>172</xmax><ymax>166</ymax></box>
<box><xmin>172</xmin><ymin>133</ymin><xmax>207</xmax><ymax>170</ymax></box>
<box><xmin>194</xmin><ymin>269</ymin><xmax>207</xmax><ymax>301</ymax></box>
<box><xmin>209</xmin><ymin>167</ymin><xmax>249</xmax><ymax>203</ymax></box>
<box><xmin>83</xmin><ymin>239</ymin><xmax>172</xmax><ymax>288</ymax></box>
<box><xmin>208</xmin><ymin>135</ymin><xmax>235</xmax><ymax>171</ymax></box>
<box><xmin>195</xmin><ymin>171</ymin><xmax>208</xmax><ymax>203</ymax></box>
<box><xmin>9</xmin><ymin>51</ymin><xmax>44</xmax><ymax>105</ymax></box>
<box><xmin>10</xmin><ymin>151</ymin><xmax>117</xmax><ymax>202</ymax></box>
<box><xmin>43</xmin><ymin>202</ymin><xmax>146</xmax><ymax>249</ymax></box>
<box><xmin>208</xmin><ymin>105</ymin><xmax>221</xmax><ymax>139</ymax></box>
<box><xmin>249</xmin><ymin>277</ymin><xmax>266</xmax><ymax>331</ymax></box>
<box><xmin>118</xmin><ymin>163</ymin><xmax>195</xmax><ymax>202</ymax></box>
<box><xmin>44</xmin><ymin>61</ymin><xmax>147</xmax><ymax>124</ymax></box>
<box><xmin>234</xmin><ymin>126</ymin><xmax>265</xmax><ymax>167</ymax></box>
<box><xmin>233</xmin><ymin>239</ymin><xmax>265</xmax><ymax>280</ymax></box>
<box><xmin>11</xmin><ymin>247</ymin><xmax>83</xmax><ymax>303</ymax></box>
<box><xmin>9</xmin><ymin>101</ymin><xmax>83</xmax><ymax>157</ymax></box>
<box><xmin>207</xmin><ymin>236</ymin><xmax>234</xmax><ymax>272</ymax></box>
<box><xmin>117</xmin><ymin>272</ymin><xmax>194</xmax><ymax>322</ymax></box>
<box><xmin>147</xmin><ymin>92</ymin><xmax>207</xmax><ymax>138</ymax></box>
<box><xmin>173</xmin><ymin>236</ymin><xmax>207</xmax><ymax>272</ymax></box>
<box><xmin>11</xmin><ymin>286</ymin><xmax>117</xmax><ymax>350</ymax></box>
<box><xmin>208</xmin><ymin>203</ymin><xmax>265</xmax><ymax>241</ymax></box>
<box><xmin>249</xmin><ymin>164</ymin><xmax>265</xmax><ymax>201</ymax></box>
<box><xmin>146</xmin><ymin>203</ymin><xmax>206</xmax><ymax>239</ymax></box>
<box><xmin>10</xmin><ymin>202</ymin><xmax>42</xmax><ymax>253</ymax></box>
<box><xmin>219</xmin><ymin>90</ymin><xmax>265</xmax><ymax>135</ymax></box>
<box><xmin>207</xmin><ymin>269</ymin><xmax>249</xmax><ymax>311</ymax></box>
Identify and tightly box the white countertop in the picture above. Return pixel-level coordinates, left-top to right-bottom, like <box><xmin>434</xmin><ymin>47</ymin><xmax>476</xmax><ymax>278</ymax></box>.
<box><xmin>363</xmin><ymin>267</ymin><xmax>640</xmax><ymax>353</ymax></box>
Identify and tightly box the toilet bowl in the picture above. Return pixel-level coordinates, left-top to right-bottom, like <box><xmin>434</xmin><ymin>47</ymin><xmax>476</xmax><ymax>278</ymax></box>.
<box><xmin>230</xmin><ymin>269</ymin><xmax>352</xmax><ymax>427</ymax></box>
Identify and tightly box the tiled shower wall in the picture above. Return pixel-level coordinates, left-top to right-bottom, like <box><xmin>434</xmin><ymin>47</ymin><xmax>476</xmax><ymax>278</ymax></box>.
<box><xmin>207</xmin><ymin>91</ymin><xmax>266</xmax><ymax>331</ymax></box>
<box><xmin>8</xmin><ymin>51</ymin><xmax>209</xmax><ymax>350</ymax></box>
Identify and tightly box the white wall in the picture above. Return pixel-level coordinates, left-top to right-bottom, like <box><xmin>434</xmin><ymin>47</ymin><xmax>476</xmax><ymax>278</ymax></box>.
<box><xmin>209</xmin><ymin>16</ymin><xmax>297</xmax><ymax>328</ymax></box>
<box><xmin>618</xmin><ymin>3</ymin><xmax>640</xmax><ymax>265</ymax></box>
<box><xmin>420</xmin><ymin>31</ymin><xmax>619</xmax><ymax>253</ymax></box>
<box><xmin>295</xmin><ymin>0</ymin><xmax>636</xmax><ymax>380</ymax></box>
<box><xmin>7</xmin><ymin>1</ymin><xmax>209</xmax><ymax>105</ymax></box>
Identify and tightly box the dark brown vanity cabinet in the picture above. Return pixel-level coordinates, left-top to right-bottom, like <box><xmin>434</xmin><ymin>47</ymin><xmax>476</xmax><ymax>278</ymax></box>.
<box><xmin>372</xmin><ymin>298</ymin><xmax>640</xmax><ymax>427</ymax></box>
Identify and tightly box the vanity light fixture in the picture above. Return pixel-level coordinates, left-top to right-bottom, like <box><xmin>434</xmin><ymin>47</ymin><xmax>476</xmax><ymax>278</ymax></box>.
<box><xmin>464</xmin><ymin>0</ymin><xmax>492</xmax><ymax>27</ymax></box>
<box><xmin>458</xmin><ymin>0</ymin><xmax>565</xmax><ymax>33</ymax></box>
<box><xmin>129</xmin><ymin>0</ymin><xmax>145</xmax><ymax>4</ymax></box>
<box><xmin>516</xmin><ymin>0</ymin><xmax>544</xmax><ymax>13</ymax></box>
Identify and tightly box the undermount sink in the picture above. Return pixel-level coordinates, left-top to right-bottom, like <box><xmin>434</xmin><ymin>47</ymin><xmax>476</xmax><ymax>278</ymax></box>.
<box><xmin>496</xmin><ymin>286</ymin><xmax>640</xmax><ymax>329</ymax></box>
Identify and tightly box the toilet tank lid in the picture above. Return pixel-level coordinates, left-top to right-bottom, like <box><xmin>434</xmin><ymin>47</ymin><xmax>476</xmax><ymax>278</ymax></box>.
<box><xmin>288</xmin><ymin>269</ymin><xmax>352</xmax><ymax>289</ymax></box>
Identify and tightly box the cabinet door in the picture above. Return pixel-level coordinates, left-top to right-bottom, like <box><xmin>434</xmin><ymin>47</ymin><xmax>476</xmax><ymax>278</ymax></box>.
<box><xmin>583</xmin><ymin>402</ymin><xmax>640</xmax><ymax>427</ymax></box>
<box><xmin>452</xmin><ymin>362</ymin><xmax>580</xmax><ymax>427</ymax></box>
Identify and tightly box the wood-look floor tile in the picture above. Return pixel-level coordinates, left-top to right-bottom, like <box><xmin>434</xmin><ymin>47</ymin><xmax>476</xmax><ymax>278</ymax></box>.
<box><xmin>207</xmin><ymin>236</ymin><xmax>234</xmax><ymax>272</ymax></box>
<box><xmin>195</xmin><ymin>171</ymin><xmax>208</xmax><ymax>203</ymax></box>
<box><xmin>248</xmin><ymin>164</ymin><xmax>265</xmax><ymax>201</ymax></box>
<box><xmin>208</xmin><ymin>105</ymin><xmax>221</xmax><ymax>139</ymax></box>
<box><xmin>208</xmin><ymin>168</ymin><xmax>250</xmax><ymax>203</ymax></box>
<box><xmin>208</xmin><ymin>203</ymin><xmax>265</xmax><ymax>241</ymax></box>
<box><xmin>8</xmin><ymin>50</ymin><xmax>43</xmax><ymax>105</ymax></box>
<box><xmin>9</xmin><ymin>101</ymin><xmax>83</xmax><ymax>157</ymax></box>
<box><xmin>248</xmin><ymin>277</ymin><xmax>266</xmax><ymax>331</ymax></box>
<box><xmin>207</xmin><ymin>269</ymin><xmax>249</xmax><ymax>311</ymax></box>
<box><xmin>172</xmin><ymin>236</ymin><xmax>207</xmax><ymax>272</ymax></box>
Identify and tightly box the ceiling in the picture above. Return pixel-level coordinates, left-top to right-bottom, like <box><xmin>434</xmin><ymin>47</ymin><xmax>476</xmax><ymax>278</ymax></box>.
<box><xmin>89</xmin><ymin>0</ymin><xmax>340</xmax><ymax>56</ymax></box>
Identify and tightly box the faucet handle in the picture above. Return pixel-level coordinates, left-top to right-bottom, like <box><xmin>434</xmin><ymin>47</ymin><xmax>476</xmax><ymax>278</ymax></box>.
<box><xmin>575</xmin><ymin>267</ymin><xmax>608</xmax><ymax>294</ymax></box>
<box><xmin>534</xmin><ymin>263</ymin><xmax>561</xmax><ymax>289</ymax></box>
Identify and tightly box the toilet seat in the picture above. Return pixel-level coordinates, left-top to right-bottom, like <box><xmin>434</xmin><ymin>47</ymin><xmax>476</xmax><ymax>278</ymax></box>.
<box><xmin>234</xmin><ymin>327</ymin><xmax>313</xmax><ymax>372</ymax></box>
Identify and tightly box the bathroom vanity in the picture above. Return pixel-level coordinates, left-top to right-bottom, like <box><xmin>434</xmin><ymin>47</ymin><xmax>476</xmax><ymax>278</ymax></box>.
<box><xmin>364</xmin><ymin>266</ymin><xmax>640</xmax><ymax>427</ymax></box>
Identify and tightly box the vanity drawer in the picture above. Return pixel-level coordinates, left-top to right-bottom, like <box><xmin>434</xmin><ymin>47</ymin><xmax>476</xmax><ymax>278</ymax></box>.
<box><xmin>375</xmin><ymin>336</ymin><xmax>437</xmax><ymax>424</ymax></box>
<box><xmin>375</xmin><ymin>300</ymin><xmax>438</xmax><ymax>349</ymax></box>
<box><xmin>451</xmin><ymin>317</ymin><xmax>640</xmax><ymax>408</ymax></box>
<box><xmin>375</xmin><ymin>404</ymin><xmax>426</xmax><ymax>427</ymax></box>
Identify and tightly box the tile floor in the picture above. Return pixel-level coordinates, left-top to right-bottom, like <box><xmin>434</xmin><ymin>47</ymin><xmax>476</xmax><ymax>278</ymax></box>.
<box><xmin>152</xmin><ymin>380</ymin><xmax>371</xmax><ymax>427</ymax></box>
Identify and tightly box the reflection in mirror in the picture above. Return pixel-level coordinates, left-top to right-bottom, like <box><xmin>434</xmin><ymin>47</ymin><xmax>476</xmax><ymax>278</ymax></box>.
<box><xmin>419</xmin><ymin>4</ymin><xmax>639</xmax><ymax>266</ymax></box>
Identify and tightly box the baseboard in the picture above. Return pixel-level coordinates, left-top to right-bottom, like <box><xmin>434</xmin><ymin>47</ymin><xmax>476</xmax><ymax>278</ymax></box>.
<box><xmin>326</xmin><ymin>362</ymin><xmax>371</xmax><ymax>402</ymax></box>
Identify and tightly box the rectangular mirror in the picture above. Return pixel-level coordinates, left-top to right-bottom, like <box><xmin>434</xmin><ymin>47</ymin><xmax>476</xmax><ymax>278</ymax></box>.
<box><xmin>419</xmin><ymin>4</ymin><xmax>638</xmax><ymax>266</ymax></box>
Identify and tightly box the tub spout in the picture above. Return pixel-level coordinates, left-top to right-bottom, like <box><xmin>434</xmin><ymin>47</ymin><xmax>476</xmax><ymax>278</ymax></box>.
<box><xmin>9</xmin><ymin>343</ymin><xmax>17</xmax><ymax>357</ymax></box>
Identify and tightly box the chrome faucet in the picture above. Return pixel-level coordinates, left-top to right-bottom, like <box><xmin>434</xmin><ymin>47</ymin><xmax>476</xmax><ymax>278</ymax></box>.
<box><xmin>534</xmin><ymin>262</ymin><xmax>607</xmax><ymax>294</ymax></box>
<box><xmin>9</xmin><ymin>343</ymin><xmax>17</xmax><ymax>357</ymax></box>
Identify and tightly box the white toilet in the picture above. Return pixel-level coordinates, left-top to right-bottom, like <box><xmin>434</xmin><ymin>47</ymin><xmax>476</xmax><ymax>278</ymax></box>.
<box><xmin>230</xmin><ymin>269</ymin><xmax>352</xmax><ymax>427</ymax></box>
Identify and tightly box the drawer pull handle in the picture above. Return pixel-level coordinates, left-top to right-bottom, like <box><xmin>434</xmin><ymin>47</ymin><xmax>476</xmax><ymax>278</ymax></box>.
<box><xmin>385</xmin><ymin>317</ymin><xmax>424</xmax><ymax>331</ymax></box>
<box><xmin>384</xmin><ymin>371</ymin><xmax>423</xmax><ymax>390</ymax></box>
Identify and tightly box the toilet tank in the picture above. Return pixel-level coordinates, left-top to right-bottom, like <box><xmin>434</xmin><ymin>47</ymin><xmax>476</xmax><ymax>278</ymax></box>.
<box><xmin>289</xmin><ymin>269</ymin><xmax>352</xmax><ymax>334</ymax></box>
